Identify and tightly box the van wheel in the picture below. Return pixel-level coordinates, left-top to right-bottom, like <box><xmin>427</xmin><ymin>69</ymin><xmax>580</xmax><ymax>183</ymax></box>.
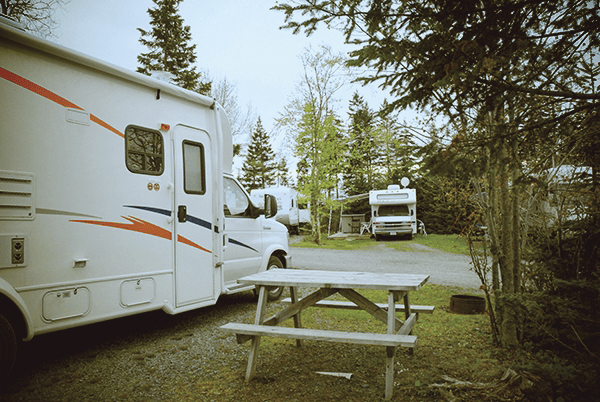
<box><xmin>265</xmin><ymin>256</ymin><xmax>284</xmax><ymax>301</ymax></box>
<box><xmin>0</xmin><ymin>313</ymin><xmax>17</xmax><ymax>380</ymax></box>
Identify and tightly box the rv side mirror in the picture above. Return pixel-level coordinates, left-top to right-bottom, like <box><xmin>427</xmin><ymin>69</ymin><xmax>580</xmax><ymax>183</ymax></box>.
<box><xmin>264</xmin><ymin>194</ymin><xmax>277</xmax><ymax>219</ymax></box>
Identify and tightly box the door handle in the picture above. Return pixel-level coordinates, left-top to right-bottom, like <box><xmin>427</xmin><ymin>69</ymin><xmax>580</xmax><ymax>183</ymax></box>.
<box><xmin>178</xmin><ymin>205</ymin><xmax>187</xmax><ymax>222</ymax></box>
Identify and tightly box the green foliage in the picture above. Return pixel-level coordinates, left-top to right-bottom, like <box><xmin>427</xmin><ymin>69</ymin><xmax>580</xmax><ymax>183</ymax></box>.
<box><xmin>343</xmin><ymin>92</ymin><xmax>378</xmax><ymax>195</ymax></box>
<box><xmin>274</xmin><ymin>157</ymin><xmax>291</xmax><ymax>187</ymax></box>
<box><xmin>296</xmin><ymin>103</ymin><xmax>344</xmax><ymax>244</ymax></box>
<box><xmin>137</xmin><ymin>0</ymin><xmax>211</xmax><ymax>95</ymax></box>
<box><xmin>239</xmin><ymin>117</ymin><xmax>277</xmax><ymax>190</ymax></box>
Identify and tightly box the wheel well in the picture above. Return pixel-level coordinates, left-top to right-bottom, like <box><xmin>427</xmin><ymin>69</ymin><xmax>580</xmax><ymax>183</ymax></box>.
<box><xmin>0</xmin><ymin>293</ymin><xmax>27</xmax><ymax>340</ymax></box>
<box><xmin>272</xmin><ymin>250</ymin><xmax>288</xmax><ymax>267</ymax></box>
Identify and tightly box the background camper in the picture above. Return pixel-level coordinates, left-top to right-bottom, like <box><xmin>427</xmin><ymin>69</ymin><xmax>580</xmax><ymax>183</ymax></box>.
<box><xmin>370</xmin><ymin>178</ymin><xmax>417</xmax><ymax>240</ymax></box>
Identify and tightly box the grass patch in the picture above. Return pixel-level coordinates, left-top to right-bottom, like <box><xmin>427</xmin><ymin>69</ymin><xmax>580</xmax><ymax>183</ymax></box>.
<box><xmin>292</xmin><ymin>233</ymin><xmax>470</xmax><ymax>254</ymax></box>
<box><xmin>153</xmin><ymin>284</ymin><xmax>593</xmax><ymax>401</ymax></box>
<box><xmin>292</xmin><ymin>235</ymin><xmax>375</xmax><ymax>250</ymax></box>
<box><xmin>197</xmin><ymin>284</ymin><xmax>546</xmax><ymax>401</ymax></box>
<box><xmin>412</xmin><ymin>234</ymin><xmax>469</xmax><ymax>255</ymax></box>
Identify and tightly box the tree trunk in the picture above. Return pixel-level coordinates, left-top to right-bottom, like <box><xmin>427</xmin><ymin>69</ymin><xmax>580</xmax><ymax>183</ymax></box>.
<box><xmin>498</xmin><ymin>141</ymin><xmax>519</xmax><ymax>348</ymax></box>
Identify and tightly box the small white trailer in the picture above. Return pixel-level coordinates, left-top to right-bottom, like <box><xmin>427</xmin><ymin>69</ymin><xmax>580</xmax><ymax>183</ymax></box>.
<box><xmin>370</xmin><ymin>178</ymin><xmax>417</xmax><ymax>240</ymax></box>
<box><xmin>250</xmin><ymin>186</ymin><xmax>301</xmax><ymax>234</ymax></box>
<box><xmin>0</xmin><ymin>16</ymin><xmax>290</xmax><ymax>376</ymax></box>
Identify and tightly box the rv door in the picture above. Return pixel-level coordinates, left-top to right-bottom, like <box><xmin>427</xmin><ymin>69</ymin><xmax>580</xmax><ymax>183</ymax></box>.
<box><xmin>173</xmin><ymin>125</ymin><xmax>216</xmax><ymax>307</ymax></box>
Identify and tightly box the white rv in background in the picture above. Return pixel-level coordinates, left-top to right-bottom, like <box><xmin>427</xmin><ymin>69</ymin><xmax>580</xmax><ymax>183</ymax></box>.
<box><xmin>370</xmin><ymin>178</ymin><xmax>417</xmax><ymax>240</ymax></box>
<box><xmin>250</xmin><ymin>186</ymin><xmax>301</xmax><ymax>234</ymax></box>
<box><xmin>0</xmin><ymin>17</ymin><xmax>290</xmax><ymax>377</ymax></box>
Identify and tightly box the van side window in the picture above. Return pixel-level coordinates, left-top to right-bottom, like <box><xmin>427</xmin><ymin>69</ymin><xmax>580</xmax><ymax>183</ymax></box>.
<box><xmin>224</xmin><ymin>177</ymin><xmax>250</xmax><ymax>217</ymax></box>
<box><xmin>125</xmin><ymin>125</ymin><xmax>164</xmax><ymax>175</ymax></box>
<box><xmin>183</xmin><ymin>141</ymin><xmax>206</xmax><ymax>194</ymax></box>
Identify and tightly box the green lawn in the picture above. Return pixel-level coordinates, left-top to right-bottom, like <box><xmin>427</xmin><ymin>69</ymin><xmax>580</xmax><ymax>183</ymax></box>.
<box><xmin>292</xmin><ymin>233</ymin><xmax>471</xmax><ymax>255</ymax></box>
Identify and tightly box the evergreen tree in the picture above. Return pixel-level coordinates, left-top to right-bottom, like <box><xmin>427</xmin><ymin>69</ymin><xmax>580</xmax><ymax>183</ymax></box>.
<box><xmin>343</xmin><ymin>92</ymin><xmax>378</xmax><ymax>195</ymax></box>
<box><xmin>275</xmin><ymin>157</ymin><xmax>291</xmax><ymax>187</ymax></box>
<box><xmin>137</xmin><ymin>0</ymin><xmax>211</xmax><ymax>95</ymax></box>
<box><xmin>240</xmin><ymin>117</ymin><xmax>276</xmax><ymax>190</ymax></box>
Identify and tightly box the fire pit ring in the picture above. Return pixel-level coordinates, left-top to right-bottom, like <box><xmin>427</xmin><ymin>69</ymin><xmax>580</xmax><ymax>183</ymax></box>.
<box><xmin>450</xmin><ymin>295</ymin><xmax>486</xmax><ymax>314</ymax></box>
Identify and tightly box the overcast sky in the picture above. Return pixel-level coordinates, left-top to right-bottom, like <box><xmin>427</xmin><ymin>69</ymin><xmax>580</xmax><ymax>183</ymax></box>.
<box><xmin>52</xmin><ymin>0</ymin><xmax>392</xmax><ymax>154</ymax></box>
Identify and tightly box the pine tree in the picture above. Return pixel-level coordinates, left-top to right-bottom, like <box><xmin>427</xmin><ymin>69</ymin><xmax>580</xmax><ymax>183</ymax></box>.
<box><xmin>137</xmin><ymin>0</ymin><xmax>211</xmax><ymax>95</ymax></box>
<box><xmin>240</xmin><ymin>118</ymin><xmax>277</xmax><ymax>190</ymax></box>
<box><xmin>343</xmin><ymin>92</ymin><xmax>378</xmax><ymax>195</ymax></box>
<box><xmin>275</xmin><ymin>157</ymin><xmax>291</xmax><ymax>187</ymax></box>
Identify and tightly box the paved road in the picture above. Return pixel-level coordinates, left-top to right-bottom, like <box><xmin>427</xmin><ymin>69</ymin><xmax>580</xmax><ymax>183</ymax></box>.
<box><xmin>288</xmin><ymin>242</ymin><xmax>482</xmax><ymax>290</ymax></box>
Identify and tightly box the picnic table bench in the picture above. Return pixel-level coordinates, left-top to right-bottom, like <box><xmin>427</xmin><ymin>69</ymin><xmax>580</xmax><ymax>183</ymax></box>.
<box><xmin>219</xmin><ymin>269</ymin><xmax>432</xmax><ymax>400</ymax></box>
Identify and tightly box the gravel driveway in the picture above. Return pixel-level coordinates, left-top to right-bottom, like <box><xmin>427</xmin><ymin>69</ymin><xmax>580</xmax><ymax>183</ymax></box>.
<box><xmin>289</xmin><ymin>241</ymin><xmax>482</xmax><ymax>290</ymax></box>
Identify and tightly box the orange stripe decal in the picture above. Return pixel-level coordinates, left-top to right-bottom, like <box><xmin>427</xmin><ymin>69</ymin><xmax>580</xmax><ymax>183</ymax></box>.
<box><xmin>90</xmin><ymin>114</ymin><xmax>124</xmax><ymax>138</ymax></box>
<box><xmin>71</xmin><ymin>216</ymin><xmax>172</xmax><ymax>241</ymax></box>
<box><xmin>0</xmin><ymin>66</ymin><xmax>81</xmax><ymax>109</ymax></box>
<box><xmin>0</xmin><ymin>66</ymin><xmax>124</xmax><ymax>137</ymax></box>
<box><xmin>71</xmin><ymin>216</ymin><xmax>212</xmax><ymax>253</ymax></box>
<box><xmin>177</xmin><ymin>235</ymin><xmax>212</xmax><ymax>253</ymax></box>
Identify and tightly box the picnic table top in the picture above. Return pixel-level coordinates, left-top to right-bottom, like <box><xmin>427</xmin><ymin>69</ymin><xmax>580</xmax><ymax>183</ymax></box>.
<box><xmin>238</xmin><ymin>269</ymin><xmax>430</xmax><ymax>291</ymax></box>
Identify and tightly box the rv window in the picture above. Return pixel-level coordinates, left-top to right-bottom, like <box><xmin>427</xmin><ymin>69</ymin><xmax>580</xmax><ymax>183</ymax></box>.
<box><xmin>183</xmin><ymin>141</ymin><xmax>206</xmax><ymax>194</ymax></box>
<box><xmin>224</xmin><ymin>177</ymin><xmax>250</xmax><ymax>217</ymax></box>
<box><xmin>125</xmin><ymin>126</ymin><xmax>164</xmax><ymax>175</ymax></box>
<box><xmin>379</xmin><ymin>205</ymin><xmax>410</xmax><ymax>217</ymax></box>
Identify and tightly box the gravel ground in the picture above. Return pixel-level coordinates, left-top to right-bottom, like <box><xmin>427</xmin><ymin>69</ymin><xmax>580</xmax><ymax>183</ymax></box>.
<box><xmin>1</xmin><ymin>291</ymin><xmax>263</xmax><ymax>402</ymax></box>
<box><xmin>290</xmin><ymin>237</ymin><xmax>482</xmax><ymax>289</ymax></box>
<box><xmin>0</xmin><ymin>241</ymin><xmax>479</xmax><ymax>401</ymax></box>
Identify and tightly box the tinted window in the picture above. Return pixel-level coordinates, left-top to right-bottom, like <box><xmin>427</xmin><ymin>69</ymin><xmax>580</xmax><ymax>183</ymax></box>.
<box><xmin>125</xmin><ymin>125</ymin><xmax>164</xmax><ymax>175</ymax></box>
<box><xmin>183</xmin><ymin>141</ymin><xmax>206</xmax><ymax>194</ymax></box>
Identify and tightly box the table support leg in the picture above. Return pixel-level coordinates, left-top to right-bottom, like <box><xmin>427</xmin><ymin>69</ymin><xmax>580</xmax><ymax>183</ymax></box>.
<box><xmin>385</xmin><ymin>346</ymin><xmax>396</xmax><ymax>400</ymax></box>
<box><xmin>403</xmin><ymin>293</ymin><xmax>412</xmax><ymax>321</ymax></box>
<box><xmin>403</xmin><ymin>292</ymin><xmax>415</xmax><ymax>355</ymax></box>
<box><xmin>385</xmin><ymin>291</ymin><xmax>397</xmax><ymax>399</ymax></box>
<box><xmin>245</xmin><ymin>286</ymin><xmax>268</xmax><ymax>382</ymax></box>
<box><xmin>290</xmin><ymin>286</ymin><xmax>303</xmax><ymax>347</ymax></box>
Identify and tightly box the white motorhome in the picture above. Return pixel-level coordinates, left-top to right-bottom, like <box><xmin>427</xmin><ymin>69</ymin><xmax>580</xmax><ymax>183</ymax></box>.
<box><xmin>0</xmin><ymin>17</ymin><xmax>290</xmax><ymax>376</ymax></box>
<box><xmin>250</xmin><ymin>186</ymin><xmax>300</xmax><ymax>233</ymax></box>
<box><xmin>370</xmin><ymin>178</ymin><xmax>417</xmax><ymax>240</ymax></box>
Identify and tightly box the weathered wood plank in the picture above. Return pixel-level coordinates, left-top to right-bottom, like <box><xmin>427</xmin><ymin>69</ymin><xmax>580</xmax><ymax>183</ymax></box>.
<box><xmin>237</xmin><ymin>269</ymin><xmax>430</xmax><ymax>291</ymax></box>
<box><xmin>262</xmin><ymin>288</ymin><xmax>339</xmax><ymax>327</ymax></box>
<box><xmin>338</xmin><ymin>288</ymin><xmax>403</xmax><ymax>331</ymax></box>
<box><xmin>245</xmin><ymin>286</ymin><xmax>268</xmax><ymax>382</ymax></box>
<box><xmin>220</xmin><ymin>323</ymin><xmax>417</xmax><ymax>348</ymax></box>
<box><xmin>398</xmin><ymin>313</ymin><xmax>417</xmax><ymax>336</ymax></box>
<box><xmin>281</xmin><ymin>298</ymin><xmax>435</xmax><ymax>314</ymax></box>
<box><xmin>290</xmin><ymin>286</ymin><xmax>302</xmax><ymax>347</ymax></box>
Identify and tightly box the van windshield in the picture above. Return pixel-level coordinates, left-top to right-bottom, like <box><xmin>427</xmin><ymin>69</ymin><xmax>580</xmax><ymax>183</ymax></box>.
<box><xmin>378</xmin><ymin>205</ymin><xmax>410</xmax><ymax>216</ymax></box>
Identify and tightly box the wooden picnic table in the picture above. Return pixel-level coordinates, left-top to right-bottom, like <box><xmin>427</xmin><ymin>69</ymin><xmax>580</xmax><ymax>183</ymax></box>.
<box><xmin>220</xmin><ymin>269</ymin><xmax>432</xmax><ymax>400</ymax></box>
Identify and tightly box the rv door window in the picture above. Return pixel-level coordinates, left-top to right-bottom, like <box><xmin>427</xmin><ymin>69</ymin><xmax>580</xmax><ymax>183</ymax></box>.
<box><xmin>182</xmin><ymin>141</ymin><xmax>206</xmax><ymax>194</ymax></box>
<box><xmin>125</xmin><ymin>125</ymin><xmax>164</xmax><ymax>175</ymax></box>
<box><xmin>224</xmin><ymin>177</ymin><xmax>250</xmax><ymax>217</ymax></box>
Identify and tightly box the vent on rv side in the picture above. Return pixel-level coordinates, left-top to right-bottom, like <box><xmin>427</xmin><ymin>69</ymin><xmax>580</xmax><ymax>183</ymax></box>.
<box><xmin>0</xmin><ymin>171</ymin><xmax>35</xmax><ymax>220</ymax></box>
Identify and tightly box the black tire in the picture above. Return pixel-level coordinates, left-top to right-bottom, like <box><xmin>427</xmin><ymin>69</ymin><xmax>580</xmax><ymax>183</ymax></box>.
<box><xmin>265</xmin><ymin>256</ymin><xmax>284</xmax><ymax>301</ymax></box>
<box><xmin>0</xmin><ymin>313</ymin><xmax>17</xmax><ymax>380</ymax></box>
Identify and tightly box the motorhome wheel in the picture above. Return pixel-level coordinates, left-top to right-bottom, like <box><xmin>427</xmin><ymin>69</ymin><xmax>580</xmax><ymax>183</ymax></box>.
<box><xmin>265</xmin><ymin>256</ymin><xmax>284</xmax><ymax>301</ymax></box>
<box><xmin>0</xmin><ymin>313</ymin><xmax>17</xmax><ymax>380</ymax></box>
